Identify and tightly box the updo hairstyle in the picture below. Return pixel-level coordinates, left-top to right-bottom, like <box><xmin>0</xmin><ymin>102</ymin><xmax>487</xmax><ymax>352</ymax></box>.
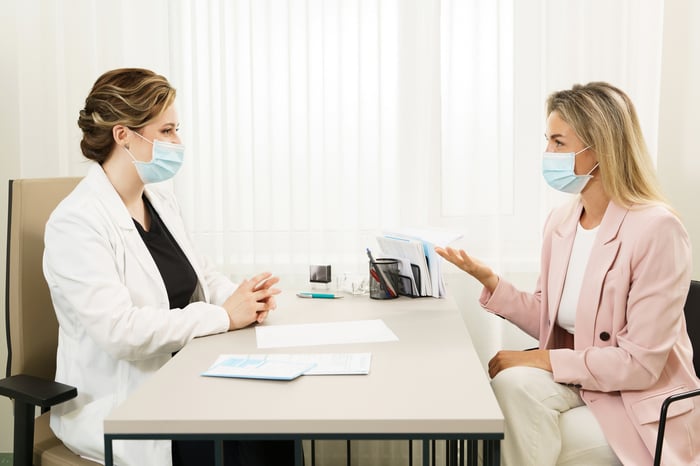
<box><xmin>77</xmin><ymin>68</ymin><xmax>176</xmax><ymax>163</ymax></box>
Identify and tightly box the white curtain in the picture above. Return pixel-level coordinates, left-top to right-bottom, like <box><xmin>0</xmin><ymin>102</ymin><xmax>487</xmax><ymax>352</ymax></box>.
<box><xmin>2</xmin><ymin>0</ymin><xmax>663</xmax><ymax>280</ymax></box>
<box><xmin>167</xmin><ymin>0</ymin><xmax>664</xmax><ymax>285</ymax></box>
<box><xmin>168</xmin><ymin>0</ymin><xmax>409</xmax><ymax>280</ymax></box>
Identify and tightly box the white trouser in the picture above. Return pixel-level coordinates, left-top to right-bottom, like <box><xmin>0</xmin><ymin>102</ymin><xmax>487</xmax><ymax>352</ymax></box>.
<box><xmin>490</xmin><ymin>366</ymin><xmax>622</xmax><ymax>466</ymax></box>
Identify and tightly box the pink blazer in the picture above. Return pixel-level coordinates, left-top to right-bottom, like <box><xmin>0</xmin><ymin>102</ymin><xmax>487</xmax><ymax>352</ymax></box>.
<box><xmin>480</xmin><ymin>200</ymin><xmax>700</xmax><ymax>465</ymax></box>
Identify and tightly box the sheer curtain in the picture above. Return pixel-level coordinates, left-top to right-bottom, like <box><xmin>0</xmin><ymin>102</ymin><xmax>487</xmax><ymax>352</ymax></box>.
<box><xmin>169</xmin><ymin>0</ymin><xmax>407</xmax><ymax>280</ymax></box>
<box><xmin>169</xmin><ymin>0</ymin><xmax>664</xmax><ymax>284</ymax></box>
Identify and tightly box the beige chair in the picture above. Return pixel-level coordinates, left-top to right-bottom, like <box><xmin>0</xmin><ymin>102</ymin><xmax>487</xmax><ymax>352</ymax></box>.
<box><xmin>0</xmin><ymin>178</ymin><xmax>97</xmax><ymax>466</ymax></box>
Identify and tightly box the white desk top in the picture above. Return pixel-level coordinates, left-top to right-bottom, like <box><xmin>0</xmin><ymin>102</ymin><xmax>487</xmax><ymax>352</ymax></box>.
<box><xmin>104</xmin><ymin>287</ymin><xmax>503</xmax><ymax>436</ymax></box>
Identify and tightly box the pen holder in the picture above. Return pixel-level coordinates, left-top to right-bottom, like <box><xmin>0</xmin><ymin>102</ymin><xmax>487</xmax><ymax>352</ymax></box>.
<box><xmin>369</xmin><ymin>259</ymin><xmax>400</xmax><ymax>300</ymax></box>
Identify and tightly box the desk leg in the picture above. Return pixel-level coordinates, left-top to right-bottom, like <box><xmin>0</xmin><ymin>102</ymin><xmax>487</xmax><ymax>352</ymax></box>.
<box><xmin>295</xmin><ymin>439</ymin><xmax>304</xmax><ymax>466</ymax></box>
<box><xmin>482</xmin><ymin>439</ymin><xmax>501</xmax><ymax>466</ymax></box>
<box><xmin>104</xmin><ymin>437</ymin><xmax>114</xmax><ymax>466</ymax></box>
<box><xmin>214</xmin><ymin>439</ymin><xmax>224</xmax><ymax>466</ymax></box>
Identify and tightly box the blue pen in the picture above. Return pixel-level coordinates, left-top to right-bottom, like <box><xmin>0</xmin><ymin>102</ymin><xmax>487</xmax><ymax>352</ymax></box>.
<box><xmin>296</xmin><ymin>292</ymin><xmax>344</xmax><ymax>299</ymax></box>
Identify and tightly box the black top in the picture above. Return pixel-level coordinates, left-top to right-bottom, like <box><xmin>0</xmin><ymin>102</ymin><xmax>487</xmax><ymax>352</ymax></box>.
<box><xmin>133</xmin><ymin>196</ymin><xmax>198</xmax><ymax>309</ymax></box>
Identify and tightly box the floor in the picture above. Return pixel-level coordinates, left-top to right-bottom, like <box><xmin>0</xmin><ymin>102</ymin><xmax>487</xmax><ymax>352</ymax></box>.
<box><xmin>0</xmin><ymin>453</ymin><xmax>12</xmax><ymax>466</ymax></box>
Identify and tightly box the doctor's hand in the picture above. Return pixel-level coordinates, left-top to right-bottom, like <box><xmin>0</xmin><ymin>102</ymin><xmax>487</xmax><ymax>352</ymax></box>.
<box><xmin>223</xmin><ymin>272</ymin><xmax>281</xmax><ymax>330</ymax></box>
<box><xmin>487</xmin><ymin>350</ymin><xmax>552</xmax><ymax>379</ymax></box>
<box><xmin>434</xmin><ymin>246</ymin><xmax>499</xmax><ymax>293</ymax></box>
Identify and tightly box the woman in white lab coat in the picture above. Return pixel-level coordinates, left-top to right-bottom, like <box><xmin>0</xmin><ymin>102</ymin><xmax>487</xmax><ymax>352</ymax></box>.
<box><xmin>43</xmin><ymin>68</ymin><xmax>294</xmax><ymax>466</ymax></box>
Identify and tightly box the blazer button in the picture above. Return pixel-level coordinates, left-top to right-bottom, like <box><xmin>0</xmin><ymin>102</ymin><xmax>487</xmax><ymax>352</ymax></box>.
<box><xmin>599</xmin><ymin>331</ymin><xmax>610</xmax><ymax>341</ymax></box>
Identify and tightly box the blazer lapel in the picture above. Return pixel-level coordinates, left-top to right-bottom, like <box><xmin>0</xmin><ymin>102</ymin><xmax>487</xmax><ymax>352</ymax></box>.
<box><xmin>548</xmin><ymin>202</ymin><xmax>583</xmax><ymax>327</ymax></box>
<box><xmin>574</xmin><ymin>201</ymin><xmax>627</xmax><ymax>348</ymax></box>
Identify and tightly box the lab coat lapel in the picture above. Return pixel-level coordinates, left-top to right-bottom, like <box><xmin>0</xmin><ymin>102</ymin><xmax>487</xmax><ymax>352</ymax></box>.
<box><xmin>574</xmin><ymin>201</ymin><xmax>626</xmax><ymax>348</ymax></box>
<box><xmin>85</xmin><ymin>164</ymin><xmax>168</xmax><ymax>296</ymax></box>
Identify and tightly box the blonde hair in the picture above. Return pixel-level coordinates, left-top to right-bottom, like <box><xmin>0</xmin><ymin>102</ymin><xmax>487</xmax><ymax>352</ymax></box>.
<box><xmin>78</xmin><ymin>68</ymin><xmax>176</xmax><ymax>163</ymax></box>
<box><xmin>546</xmin><ymin>82</ymin><xmax>666</xmax><ymax>208</ymax></box>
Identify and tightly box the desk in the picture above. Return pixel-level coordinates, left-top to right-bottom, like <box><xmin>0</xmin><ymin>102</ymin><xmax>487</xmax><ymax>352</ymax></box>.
<box><xmin>104</xmin><ymin>287</ymin><xmax>504</xmax><ymax>466</ymax></box>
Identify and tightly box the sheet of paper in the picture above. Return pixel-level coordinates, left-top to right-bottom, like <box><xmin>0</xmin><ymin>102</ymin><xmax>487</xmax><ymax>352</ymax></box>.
<box><xmin>202</xmin><ymin>353</ymin><xmax>372</xmax><ymax>380</ymax></box>
<box><xmin>265</xmin><ymin>352</ymin><xmax>372</xmax><ymax>375</ymax></box>
<box><xmin>201</xmin><ymin>355</ymin><xmax>314</xmax><ymax>380</ymax></box>
<box><xmin>256</xmin><ymin>319</ymin><xmax>398</xmax><ymax>349</ymax></box>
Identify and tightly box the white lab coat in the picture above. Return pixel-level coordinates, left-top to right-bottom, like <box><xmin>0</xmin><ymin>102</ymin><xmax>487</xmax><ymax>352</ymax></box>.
<box><xmin>43</xmin><ymin>163</ymin><xmax>236</xmax><ymax>466</ymax></box>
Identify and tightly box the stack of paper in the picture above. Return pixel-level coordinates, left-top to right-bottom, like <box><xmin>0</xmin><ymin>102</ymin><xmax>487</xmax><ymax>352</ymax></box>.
<box><xmin>376</xmin><ymin>227</ymin><xmax>463</xmax><ymax>298</ymax></box>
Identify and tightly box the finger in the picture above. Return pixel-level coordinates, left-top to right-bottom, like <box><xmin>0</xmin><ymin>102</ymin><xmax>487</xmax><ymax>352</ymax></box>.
<box><xmin>254</xmin><ymin>275</ymin><xmax>280</xmax><ymax>291</ymax></box>
<box><xmin>458</xmin><ymin>249</ymin><xmax>470</xmax><ymax>263</ymax></box>
<box><xmin>252</xmin><ymin>287</ymin><xmax>281</xmax><ymax>302</ymax></box>
<box><xmin>249</xmin><ymin>271</ymin><xmax>273</xmax><ymax>287</ymax></box>
<box><xmin>236</xmin><ymin>278</ymin><xmax>253</xmax><ymax>292</ymax></box>
<box><xmin>256</xmin><ymin>310</ymin><xmax>269</xmax><ymax>323</ymax></box>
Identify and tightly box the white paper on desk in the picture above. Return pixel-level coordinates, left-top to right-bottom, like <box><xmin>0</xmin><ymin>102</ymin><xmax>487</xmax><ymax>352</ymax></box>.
<box><xmin>266</xmin><ymin>352</ymin><xmax>372</xmax><ymax>375</ymax></box>
<box><xmin>256</xmin><ymin>319</ymin><xmax>398</xmax><ymax>349</ymax></box>
<box><xmin>201</xmin><ymin>355</ymin><xmax>314</xmax><ymax>380</ymax></box>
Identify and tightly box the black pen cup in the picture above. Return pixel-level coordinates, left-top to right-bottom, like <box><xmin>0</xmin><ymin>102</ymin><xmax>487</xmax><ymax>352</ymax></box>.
<box><xmin>369</xmin><ymin>258</ymin><xmax>400</xmax><ymax>300</ymax></box>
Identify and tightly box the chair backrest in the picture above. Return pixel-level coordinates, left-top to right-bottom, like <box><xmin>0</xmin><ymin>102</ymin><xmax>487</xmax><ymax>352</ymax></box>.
<box><xmin>5</xmin><ymin>177</ymin><xmax>81</xmax><ymax>379</ymax></box>
<box><xmin>685</xmin><ymin>280</ymin><xmax>700</xmax><ymax>377</ymax></box>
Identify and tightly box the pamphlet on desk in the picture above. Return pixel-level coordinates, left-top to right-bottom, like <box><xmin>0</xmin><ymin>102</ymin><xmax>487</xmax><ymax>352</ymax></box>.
<box><xmin>202</xmin><ymin>353</ymin><xmax>372</xmax><ymax>381</ymax></box>
<box><xmin>376</xmin><ymin>227</ymin><xmax>462</xmax><ymax>298</ymax></box>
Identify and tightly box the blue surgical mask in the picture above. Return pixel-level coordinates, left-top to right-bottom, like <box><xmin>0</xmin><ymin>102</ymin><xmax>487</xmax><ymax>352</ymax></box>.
<box><xmin>542</xmin><ymin>147</ymin><xmax>598</xmax><ymax>194</ymax></box>
<box><xmin>124</xmin><ymin>131</ymin><xmax>185</xmax><ymax>184</ymax></box>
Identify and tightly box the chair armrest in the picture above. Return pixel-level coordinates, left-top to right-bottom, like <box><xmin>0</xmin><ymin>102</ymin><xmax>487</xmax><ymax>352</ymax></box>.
<box><xmin>653</xmin><ymin>388</ymin><xmax>700</xmax><ymax>466</ymax></box>
<box><xmin>0</xmin><ymin>374</ymin><xmax>77</xmax><ymax>408</ymax></box>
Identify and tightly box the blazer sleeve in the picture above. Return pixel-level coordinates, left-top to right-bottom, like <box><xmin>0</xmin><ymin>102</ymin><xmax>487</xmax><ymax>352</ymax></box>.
<box><xmin>549</xmin><ymin>209</ymin><xmax>692</xmax><ymax>391</ymax></box>
<box><xmin>479</xmin><ymin>277</ymin><xmax>543</xmax><ymax>340</ymax></box>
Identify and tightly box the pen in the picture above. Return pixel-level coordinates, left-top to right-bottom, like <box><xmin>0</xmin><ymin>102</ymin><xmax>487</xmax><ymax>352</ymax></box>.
<box><xmin>296</xmin><ymin>292</ymin><xmax>344</xmax><ymax>299</ymax></box>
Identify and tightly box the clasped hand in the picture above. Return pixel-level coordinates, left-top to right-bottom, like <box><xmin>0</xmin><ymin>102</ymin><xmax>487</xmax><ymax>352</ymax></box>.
<box><xmin>223</xmin><ymin>272</ymin><xmax>281</xmax><ymax>330</ymax></box>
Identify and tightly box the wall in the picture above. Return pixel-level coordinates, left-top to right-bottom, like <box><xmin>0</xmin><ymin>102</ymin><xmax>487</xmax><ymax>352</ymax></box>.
<box><xmin>658</xmin><ymin>0</ymin><xmax>700</xmax><ymax>275</ymax></box>
<box><xmin>1</xmin><ymin>0</ymin><xmax>22</xmax><ymax>451</ymax></box>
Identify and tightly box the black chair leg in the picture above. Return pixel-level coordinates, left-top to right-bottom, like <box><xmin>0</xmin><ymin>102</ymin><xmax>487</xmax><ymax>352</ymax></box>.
<box><xmin>13</xmin><ymin>400</ymin><xmax>35</xmax><ymax>466</ymax></box>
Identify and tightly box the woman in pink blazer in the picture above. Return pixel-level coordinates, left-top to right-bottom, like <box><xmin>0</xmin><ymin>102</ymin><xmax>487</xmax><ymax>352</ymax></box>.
<box><xmin>437</xmin><ymin>82</ymin><xmax>699</xmax><ymax>465</ymax></box>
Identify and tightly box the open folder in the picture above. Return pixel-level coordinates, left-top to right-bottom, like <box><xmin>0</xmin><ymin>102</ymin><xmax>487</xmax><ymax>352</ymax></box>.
<box><xmin>376</xmin><ymin>227</ymin><xmax>462</xmax><ymax>298</ymax></box>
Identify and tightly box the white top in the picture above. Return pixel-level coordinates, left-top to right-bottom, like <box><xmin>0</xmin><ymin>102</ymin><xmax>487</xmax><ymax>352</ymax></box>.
<box><xmin>557</xmin><ymin>222</ymin><xmax>599</xmax><ymax>334</ymax></box>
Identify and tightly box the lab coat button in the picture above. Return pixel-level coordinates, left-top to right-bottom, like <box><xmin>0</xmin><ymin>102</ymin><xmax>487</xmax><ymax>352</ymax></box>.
<box><xmin>599</xmin><ymin>331</ymin><xmax>610</xmax><ymax>341</ymax></box>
